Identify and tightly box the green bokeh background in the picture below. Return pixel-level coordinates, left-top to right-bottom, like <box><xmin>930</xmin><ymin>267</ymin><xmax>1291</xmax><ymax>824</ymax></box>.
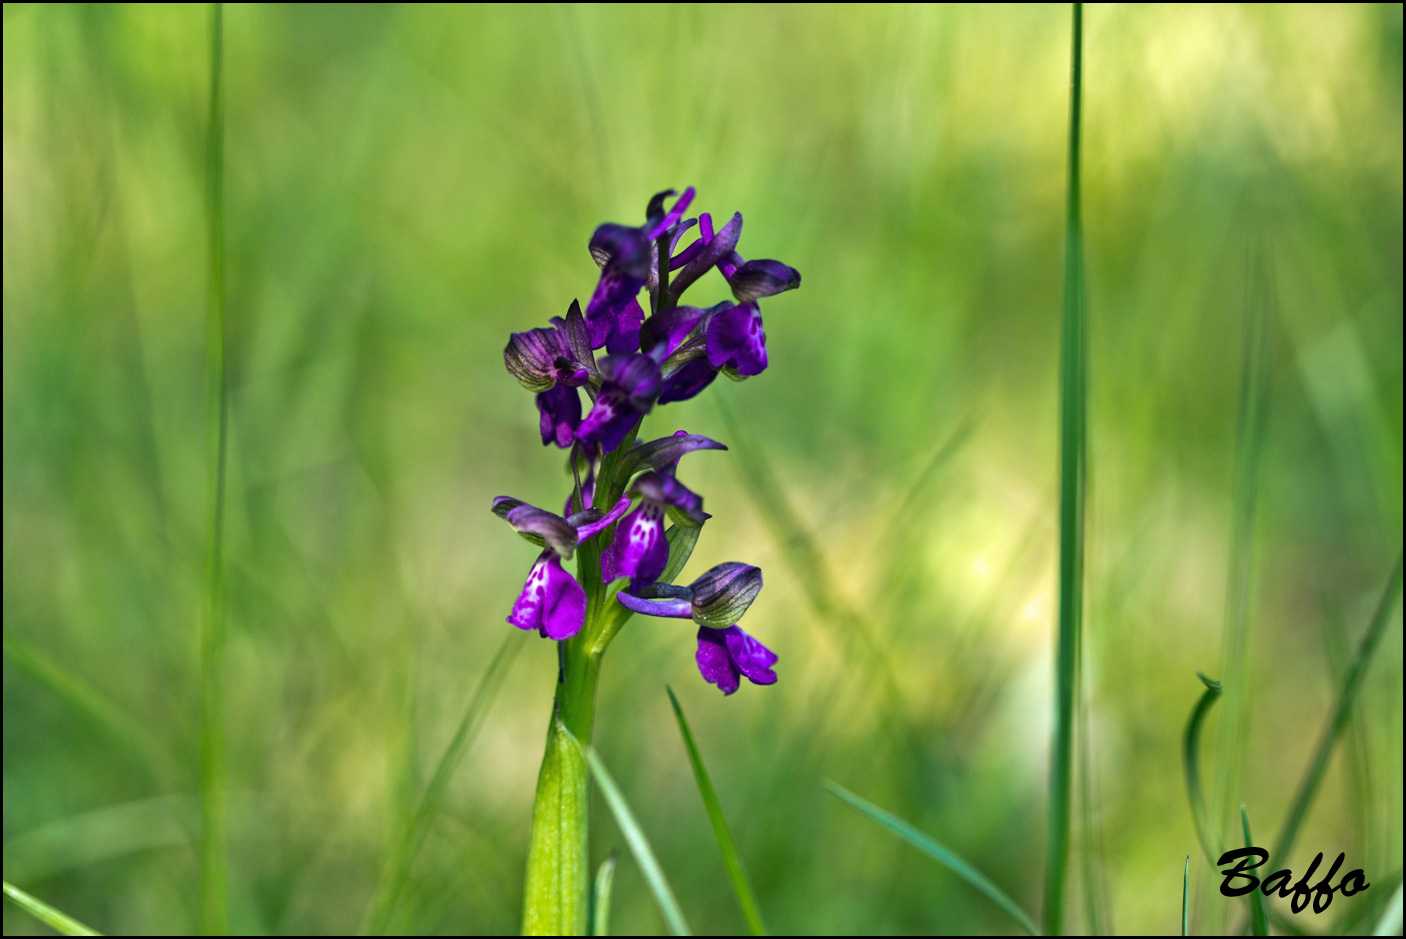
<box><xmin>3</xmin><ymin>3</ymin><xmax>1401</xmax><ymax>935</ymax></box>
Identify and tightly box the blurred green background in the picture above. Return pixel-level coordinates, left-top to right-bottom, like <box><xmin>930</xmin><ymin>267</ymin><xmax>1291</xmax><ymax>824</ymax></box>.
<box><xmin>3</xmin><ymin>3</ymin><xmax>1402</xmax><ymax>935</ymax></box>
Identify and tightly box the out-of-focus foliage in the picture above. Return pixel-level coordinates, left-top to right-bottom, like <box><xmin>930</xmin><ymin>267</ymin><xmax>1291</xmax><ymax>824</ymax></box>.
<box><xmin>3</xmin><ymin>4</ymin><xmax>1401</xmax><ymax>935</ymax></box>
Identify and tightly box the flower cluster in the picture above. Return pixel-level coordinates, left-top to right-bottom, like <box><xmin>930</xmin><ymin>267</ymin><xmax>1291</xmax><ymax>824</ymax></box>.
<box><xmin>495</xmin><ymin>187</ymin><xmax>799</xmax><ymax>694</ymax></box>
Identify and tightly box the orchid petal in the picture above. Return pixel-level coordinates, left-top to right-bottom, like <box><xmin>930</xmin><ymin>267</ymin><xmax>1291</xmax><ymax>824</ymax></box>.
<box><xmin>695</xmin><ymin>627</ymin><xmax>741</xmax><ymax>695</ymax></box>
<box><xmin>723</xmin><ymin>626</ymin><xmax>778</xmax><ymax>685</ymax></box>
<box><xmin>616</xmin><ymin>589</ymin><xmax>694</xmax><ymax>619</ymax></box>
<box><xmin>622</xmin><ymin>433</ymin><xmax>727</xmax><ymax>476</ymax></box>
<box><xmin>659</xmin><ymin>358</ymin><xmax>719</xmax><ymax>404</ymax></box>
<box><xmin>729</xmin><ymin>259</ymin><xmax>801</xmax><ymax>302</ymax></box>
<box><xmin>705</xmin><ymin>301</ymin><xmax>767</xmax><ymax>377</ymax></box>
<box><xmin>502</xmin><ymin>504</ymin><xmax>579</xmax><ymax>559</ymax></box>
<box><xmin>571</xmin><ymin>494</ymin><xmax>633</xmax><ymax>543</ymax></box>
<box><xmin>508</xmin><ymin>552</ymin><xmax>587</xmax><ymax>640</ymax></box>
<box><xmin>536</xmin><ymin>385</ymin><xmax>580</xmax><ymax>448</ymax></box>
<box><xmin>669</xmin><ymin>212</ymin><xmax>742</xmax><ymax>303</ymax></box>
<box><xmin>601</xmin><ymin>501</ymin><xmax>669</xmax><ymax>585</ymax></box>
<box><xmin>689</xmin><ymin>562</ymin><xmax>763</xmax><ymax>628</ymax></box>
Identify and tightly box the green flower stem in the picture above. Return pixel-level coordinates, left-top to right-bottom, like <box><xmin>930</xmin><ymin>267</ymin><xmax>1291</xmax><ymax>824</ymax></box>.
<box><xmin>521</xmin><ymin>427</ymin><xmax>639</xmax><ymax>936</ymax></box>
<box><xmin>521</xmin><ymin>635</ymin><xmax>603</xmax><ymax>936</ymax></box>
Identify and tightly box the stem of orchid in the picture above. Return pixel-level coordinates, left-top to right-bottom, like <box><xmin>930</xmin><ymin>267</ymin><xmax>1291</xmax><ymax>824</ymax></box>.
<box><xmin>522</xmin><ymin>425</ymin><xmax>639</xmax><ymax>936</ymax></box>
<box><xmin>521</xmin><ymin>641</ymin><xmax>600</xmax><ymax>936</ymax></box>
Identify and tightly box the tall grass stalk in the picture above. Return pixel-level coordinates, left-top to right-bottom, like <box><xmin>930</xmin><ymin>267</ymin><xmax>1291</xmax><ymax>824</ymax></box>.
<box><xmin>1208</xmin><ymin>249</ymin><xmax>1272</xmax><ymax>932</ymax></box>
<box><xmin>198</xmin><ymin>3</ymin><xmax>230</xmax><ymax>934</ymax></box>
<box><xmin>1043</xmin><ymin>4</ymin><xmax>1085</xmax><ymax>934</ymax></box>
<box><xmin>826</xmin><ymin>781</ymin><xmax>1041</xmax><ymax>936</ymax></box>
<box><xmin>1180</xmin><ymin>856</ymin><xmax>1189</xmax><ymax>937</ymax></box>
<box><xmin>2</xmin><ymin>632</ymin><xmax>180</xmax><ymax>788</ymax></box>
<box><xmin>1181</xmin><ymin>672</ymin><xmax>1224</xmax><ymax>865</ymax></box>
<box><xmin>1240</xmin><ymin>806</ymin><xmax>1269</xmax><ymax>936</ymax></box>
<box><xmin>361</xmin><ymin>631</ymin><xmax>526</xmax><ymax>934</ymax></box>
<box><xmin>1271</xmin><ymin>553</ymin><xmax>1403</xmax><ymax>864</ymax></box>
<box><xmin>666</xmin><ymin>687</ymin><xmax>767</xmax><ymax>935</ymax></box>
<box><xmin>583</xmin><ymin>741</ymin><xmax>691</xmax><ymax>936</ymax></box>
<box><xmin>590</xmin><ymin>850</ymin><xmax>617</xmax><ymax>937</ymax></box>
<box><xmin>3</xmin><ymin>881</ymin><xmax>102</xmax><ymax>937</ymax></box>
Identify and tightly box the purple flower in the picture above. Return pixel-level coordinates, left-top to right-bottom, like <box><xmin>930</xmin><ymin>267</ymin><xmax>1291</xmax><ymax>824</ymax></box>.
<box><xmin>537</xmin><ymin>385</ymin><xmax>581</xmax><ymax>448</ymax></box>
<box><xmin>493</xmin><ymin>494</ymin><xmax>631</xmax><ymax>639</ymax></box>
<box><xmin>615</xmin><ymin>562</ymin><xmax>763</xmax><ymax>627</ymax></box>
<box><xmin>601</xmin><ymin>471</ymin><xmax>709</xmax><ymax>586</ymax></box>
<box><xmin>586</xmin><ymin>188</ymin><xmax>695</xmax><ymax>351</ymax></box>
<box><xmin>505</xmin><ymin>301</ymin><xmax>597</xmax><ymax>448</ymax></box>
<box><xmin>576</xmin><ymin>353</ymin><xmax>662</xmax><ymax>453</ymax></box>
<box><xmin>615</xmin><ymin>563</ymin><xmax>773</xmax><ymax>694</ymax></box>
<box><xmin>504</xmin><ymin>301</ymin><xmax>593</xmax><ymax>392</ymax></box>
<box><xmin>695</xmin><ymin>625</ymin><xmax>778</xmax><ymax>695</ymax></box>
<box><xmin>705</xmin><ymin>301</ymin><xmax>769</xmax><ymax>377</ymax></box>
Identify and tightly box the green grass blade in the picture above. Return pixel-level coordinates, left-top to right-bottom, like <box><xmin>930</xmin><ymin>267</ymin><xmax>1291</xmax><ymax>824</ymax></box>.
<box><xmin>1181</xmin><ymin>856</ymin><xmax>1189</xmax><ymax>937</ymax></box>
<box><xmin>199</xmin><ymin>3</ymin><xmax>229</xmax><ymax>934</ymax></box>
<box><xmin>825</xmin><ymin>780</ymin><xmax>1041</xmax><ymax>935</ymax></box>
<box><xmin>1272</xmin><ymin>552</ymin><xmax>1403</xmax><ymax>863</ymax></box>
<box><xmin>2</xmin><ymin>632</ymin><xmax>180</xmax><ymax>788</ymax></box>
<box><xmin>1240</xmin><ymin>806</ymin><xmax>1268</xmax><ymax>936</ymax></box>
<box><xmin>1334</xmin><ymin>869</ymin><xmax>1402</xmax><ymax>935</ymax></box>
<box><xmin>1210</xmin><ymin>246</ymin><xmax>1274</xmax><ymax>938</ymax></box>
<box><xmin>3</xmin><ymin>881</ymin><xmax>102</xmax><ymax>937</ymax></box>
<box><xmin>1044</xmin><ymin>5</ymin><xmax>1086</xmax><ymax>935</ymax></box>
<box><xmin>666</xmin><ymin>687</ymin><xmax>767</xmax><ymax>935</ymax></box>
<box><xmin>361</xmin><ymin>630</ymin><xmax>526</xmax><ymax>934</ymax></box>
<box><xmin>581</xmin><ymin>742</ymin><xmax>691</xmax><ymax>936</ymax></box>
<box><xmin>1371</xmin><ymin>882</ymin><xmax>1404</xmax><ymax>937</ymax></box>
<box><xmin>1182</xmin><ymin>671</ymin><xmax>1223</xmax><ymax>866</ymax></box>
<box><xmin>590</xmin><ymin>849</ymin><xmax>617</xmax><ymax>937</ymax></box>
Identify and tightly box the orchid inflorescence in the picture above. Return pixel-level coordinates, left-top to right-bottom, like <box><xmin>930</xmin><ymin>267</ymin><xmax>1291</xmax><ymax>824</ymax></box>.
<box><xmin>497</xmin><ymin>186</ymin><xmax>799</xmax><ymax>694</ymax></box>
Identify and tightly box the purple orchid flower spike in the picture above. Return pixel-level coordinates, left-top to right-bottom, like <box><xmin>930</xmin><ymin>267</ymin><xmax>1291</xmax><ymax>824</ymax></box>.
<box><xmin>492</xmin><ymin>495</ymin><xmax>631</xmax><ymax>639</ymax></box>
<box><xmin>601</xmin><ymin>471</ymin><xmax>710</xmax><ymax>586</ymax></box>
<box><xmin>576</xmin><ymin>353</ymin><xmax>662</xmax><ymax>453</ymax></box>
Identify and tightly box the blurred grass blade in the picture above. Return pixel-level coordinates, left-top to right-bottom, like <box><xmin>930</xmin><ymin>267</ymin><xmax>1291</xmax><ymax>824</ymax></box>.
<box><xmin>713</xmin><ymin>396</ymin><xmax>921</xmax><ymax>770</ymax></box>
<box><xmin>825</xmin><ymin>780</ymin><xmax>1041</xmax><ymax>935</ymax></box>
<box><xmin>581</xmin><ymin>742</ymin><xmax>691</xmax><ymax>936</ymax></box>
<box><xmin>1240</xmin><ymin>806</ymin><xmax>1268</xmax><ymax>936</ymax></box>
<box><xmin>3</xmin><ymin>881</ymin><xmax>102</xmax><ymax>937</ymax></box>
<box><xmin>1334</xmin><ymin>869</ymin><xmax>1402</xmax><ymax>935</ymax></box>
<box><xmin>1181</xmin><ymin>671</ymin><xmax>1223</xmax><ymax>866</ymax></box>
<box><xmin>1211</xmin><ymin>246</ymin><xmax>1274</xmax><ymax>934</ymax></box>
<box><xmin>666</xmin><ymin>687</ymin><xmax>767</xmax><ymax>935</ymax></box>
<box><xmin>361</xmin><ymin>630</ymin><xmax>525</xmax><ymax>934</ymax></box>
<box><xmin>1372</xmin><ymin>882</ymin><xmax>1404</xmax><ymax>937</ymax></box>
<box><xmin>590</xmin><ymin>850</ymin><xmax>617</xmax><ymax>937</ymax></box>
<box><xmin>1181</xmin><ymin>856</ymin><xmax>1189</xmax><ymax>936</ymax></box>
<box><xmin>1044</xmin><ymin>5</ymin><xmax>1086</xmax><ymax>935</ymax></box>
<box><xmin>199</xmin><ymin>3</ymin><xmax>230</xmax><ymax>934</ymax></box>
<box><xmin>2</xmin><ymin>632</ymin><xmax>180</xmax><ymax>788</ymax></box>
<box><xmin>1272</xmin><ymin>552</ymin><xmax>1402</xmax><ymax>863</ymax></box>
